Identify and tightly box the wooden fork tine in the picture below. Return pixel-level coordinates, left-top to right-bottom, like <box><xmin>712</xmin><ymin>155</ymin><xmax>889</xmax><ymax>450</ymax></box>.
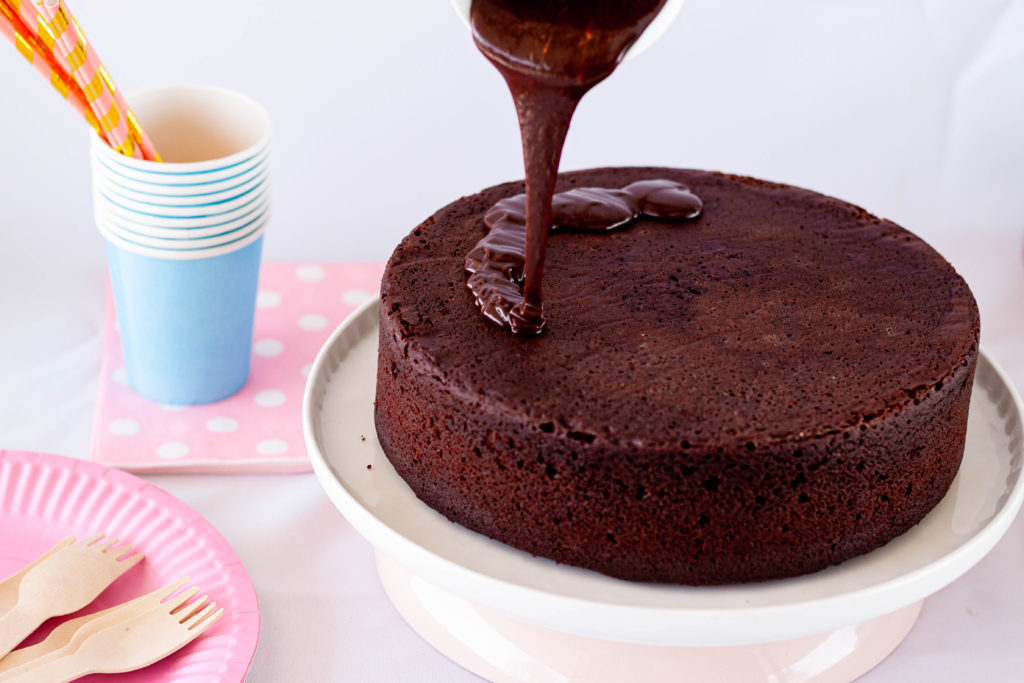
<box><xmin>185</xmin><ymin>602</ymin><xmax>221</xmax><ymax>630</ymax></box>
<box><xmin>96</xmin><ymin>537</ymin><xmax>120</xmax><ymax>552</ymax></box>
<box><xmin>156</xmin><ymin>577</ymin><xmax>190</xmax><ymax>602</ymax></box>
<box><xmin>48</xmin><ymin>536</ymin><xmax>77</xmax><ymax>553</ymax></box>
<box><xmin>177</xmin><ymin>596</ymin><xmax>210</xmax><ymax>622</ymax></box>
<box><xmin>116</xmin><ymin>551</ymin><xmax>145</xmax><ymax>568</ymax></box>
<box><xmin>166</xmin><ymin>587</ymin><xmax>200</xmax><ymax>613</ymax></box>
<box><xmin>82</xmin><ymin>534</ymin><xmax>105</xmax><ymax>546</ymax></box>
<box><xmin>200</xmin><ymin>606</ymin><xmax>225</xmax><ymax>631</ymax></box>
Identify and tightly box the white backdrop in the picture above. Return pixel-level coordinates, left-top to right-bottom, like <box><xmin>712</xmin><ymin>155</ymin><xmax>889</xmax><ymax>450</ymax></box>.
<box><xmin>1</xmin><ymin>1</ymin><xmax>1023</xmax><ymax>680</ymax></box>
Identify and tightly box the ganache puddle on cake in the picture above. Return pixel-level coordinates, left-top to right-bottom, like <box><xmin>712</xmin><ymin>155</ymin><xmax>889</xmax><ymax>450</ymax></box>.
<box><xmin>466</xmin><ymin>180</ymin><xmax>702</xmax><ymax>329</ymax></box>
<box><xmin>468</xmin><ymin>0</ymin><xmax>701</xmax><ymax>335</ymax></box>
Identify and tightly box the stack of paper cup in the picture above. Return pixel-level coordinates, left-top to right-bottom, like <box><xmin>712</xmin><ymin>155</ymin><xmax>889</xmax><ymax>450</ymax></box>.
<box><xmin>91</xmin><ymin>85</ymin><xmax>272</xmax><ymax>405</ymax></box>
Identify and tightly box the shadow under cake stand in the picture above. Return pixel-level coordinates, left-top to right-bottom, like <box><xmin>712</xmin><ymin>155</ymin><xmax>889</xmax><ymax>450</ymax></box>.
<box><xmin>304</xmin><ymin>298</ymin><xmax>1024</xmax><ymax>682</ymax></box>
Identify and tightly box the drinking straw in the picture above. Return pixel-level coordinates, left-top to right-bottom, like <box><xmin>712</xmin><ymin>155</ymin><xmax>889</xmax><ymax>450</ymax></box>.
<box><xmin>0</xmin><ymin>0</ymin><xmax>99</xmax><ymax>133</ymax></box>
<box><xmin>35</xmin><ymin>0</ymin><xmax>160</xmax><ymax>161</ymax></box>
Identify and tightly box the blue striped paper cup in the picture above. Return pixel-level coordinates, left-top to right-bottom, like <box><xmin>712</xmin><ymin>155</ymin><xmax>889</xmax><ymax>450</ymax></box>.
<box><xmin>92</xmin><ymin>141</ymin><xmax>271</xmax><ymax>193</ymax></box>
<box><xmin>93</xmin><ymin>193</ymin><xmax>271</xmax><ymax>240</ymax></box>
<box><xmin>96</xmin><ymin>211</ymin><xmax>268</xmax><ymax>256</ymax></box>
<box><xmin>92</xmin><ymin>183</ymin><xmax>270</xmax><ymax>232</ymax></box>
<box><xmin>91</xmin><ymin>161</ymin><xmax>269</xmax><ymax>214</ymax></box>
<box><xmin>91</xmin><ymin>85</ymin><xmax>272</xmax><ymax>404</ymax></box>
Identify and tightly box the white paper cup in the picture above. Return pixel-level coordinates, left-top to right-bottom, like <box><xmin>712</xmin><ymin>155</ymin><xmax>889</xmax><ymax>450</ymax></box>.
<box><xmin>91</xmin><ymin>84</ymin><xmax>272</xmax><ymax>404</ymax></box>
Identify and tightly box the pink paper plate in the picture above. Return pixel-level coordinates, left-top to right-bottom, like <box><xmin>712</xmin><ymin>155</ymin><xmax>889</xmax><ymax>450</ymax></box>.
<box><xmin>0</xmin><ymin>451</ymin><xmax>260</xmax><ymax>681</ymax></box>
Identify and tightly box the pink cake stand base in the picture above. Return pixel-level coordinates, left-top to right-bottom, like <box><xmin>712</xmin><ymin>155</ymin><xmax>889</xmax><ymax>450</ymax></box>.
<box><xmin>376</xmin><ymin>551</ymin><xmax>922</xmax><ymax>683</ymax></box>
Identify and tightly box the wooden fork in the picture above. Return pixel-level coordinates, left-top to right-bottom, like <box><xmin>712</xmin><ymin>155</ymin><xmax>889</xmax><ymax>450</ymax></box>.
<box><xmin>0</xmin><ymin>592</ymin><xmax>223</xmax><ymax>682</ymax></box>
<box><xmin>0</xmin><ymin>578</ymin><xmax>189</xmax><ymax>674</ymax></box>
<box><xmin>0</xmin><ymin>537</ymin><xmax>75</xmax><ymax>618</ymax></box>
<box><xmin>0</xmin><ymin>535</ymin><xmax>142</xmax><ymax>658</ymax></box>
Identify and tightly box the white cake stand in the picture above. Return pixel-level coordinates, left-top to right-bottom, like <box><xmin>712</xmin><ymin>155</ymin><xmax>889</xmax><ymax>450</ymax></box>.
<box><xmin>304</xmin><ymin>297</ymin><xmax>1024</xmax><ymax>681</ymax></box>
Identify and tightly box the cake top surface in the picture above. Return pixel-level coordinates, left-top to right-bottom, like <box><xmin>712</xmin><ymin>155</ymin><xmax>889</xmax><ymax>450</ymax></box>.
<box><xmin>381</xmin><ymin>167</ymin><xmax>979</xmax><ymax>451</ymax></box>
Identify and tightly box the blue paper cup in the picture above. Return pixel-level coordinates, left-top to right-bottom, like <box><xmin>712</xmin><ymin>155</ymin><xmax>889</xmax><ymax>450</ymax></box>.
<box><xmin>91</xmin><ymin>85</ymin><xmax>272</xmax><ymax>404</ymax></box>
<box><xmin>105</xmin><ymin>237</ymin><xmax>264</xmax><ymax>404</ymax></box>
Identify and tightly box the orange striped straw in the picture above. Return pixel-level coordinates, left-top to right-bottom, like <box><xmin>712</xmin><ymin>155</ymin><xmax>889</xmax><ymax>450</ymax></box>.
<box><xmin>35</xmin><ymin>0</ymin><xmax>160</xmax><ymax>160</ymax></box>
<box><xmin>0</xmin><ymin>0</ymin><xmax>100</xmax><ymax>134</ymax></box>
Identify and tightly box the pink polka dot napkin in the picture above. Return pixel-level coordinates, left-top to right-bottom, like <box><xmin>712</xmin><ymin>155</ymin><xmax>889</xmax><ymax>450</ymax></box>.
<box><xmin>89</xmin><ymin>262</ymin><xmax>384</xmax><ymax>473</ymax></box>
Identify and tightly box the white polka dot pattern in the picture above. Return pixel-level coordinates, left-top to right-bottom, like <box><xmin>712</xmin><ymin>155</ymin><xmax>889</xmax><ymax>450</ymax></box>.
<box><xmin>299</xmin><ymin>314</ymin><xmax>328</xmax><ymax>331</ymax></box>
<box><xmin>296</xmin><ymin>264</ymin><xmax>325</xmax><ymax>282</ymax></box>
<box><xmin>257</xmin><ymin>290</ymin><xmax>282</xmax><ymax>308</ymax></box>
<box><xmin>253</xmin><ymin>339</ymin><xmax>285</xmax><ymax>357</ymax></box>
<box><xmin>157</xmin><ymin>442</ymin><xmax>191</xmax><ymax>459</ymax></box>
<box><xmin>255</xmin><ymin>390</ymin><xmax>286</xmax><ymax>407</ymax></box>
<box><xmin>342</xmin><ymin>289</ymin><xmax>372</xmax><ymax>306</ymax></box>
<box><xmin>207</xmin><ymin>417</ymin><xmax>240</xmax><ymax>433</ymax></box>
<box><xmin>257</xmin><ymin>439</ymin><xmax>289</xmax><ymax>455</ymax></box>
<box><xmin>108</xmin><ymin>418</ymin><xmax>140</xmax><ymax>436</ymax></box>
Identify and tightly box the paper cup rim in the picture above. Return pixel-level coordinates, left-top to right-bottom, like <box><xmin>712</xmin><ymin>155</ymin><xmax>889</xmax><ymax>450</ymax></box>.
<box><xmin>96</xmin><ymin>211</ymin><xmax>268</xmax><ymax>250</ymax></box>
<box><xmin>100</xmin><ymin>221</ymin><xmax>266</xmax><ymax>260</ymax></box>
<box><xmin>93</xmin><ymin>195</ymin><xmax>270</xmax><ymax>231</ymax></box>
<box><xmin>93</xmin><ymin>173</ymin><xmax>268</xmax><ymax>214</ymax></box>
<box><xmin>93</xmin><ymin>184</ymin><xmax>270</xmax><ymax>225</ymax></box>
<box><xmin>91</xmin><ymin>144</ymin><xmax>270</xmax><ymax>194</ymax></box>
<box><xmin>92</xmin><ymin>169</ymin><xmax>268</xmax><ymax>209</ymax></box>
<box><xmin>94</xmin><ymin>196</ymin><xmax>270</xmax><ymax>239</ymax></box>
<box><xmin>91</xmin><ymin>138</ymin><xmax>271</xmax><ymax>185</ymax></box>
<box><xmin>91</xmin><ymin>84</ymin><xmax>272</xmax><ymax>175</ymax></box>
<box><xmin>93</xmin><ymin>163</ymin><xmax>268</xmax><ymax>204</ymax></box>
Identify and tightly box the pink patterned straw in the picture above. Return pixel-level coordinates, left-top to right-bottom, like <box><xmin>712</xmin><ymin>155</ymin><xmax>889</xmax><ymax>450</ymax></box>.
<box><xmin>0</xmin><ymin>0</ymin><xmax>100</xmax><ymax>133</ymax></box>
<box><xmin>35</xmin><ymin>0</ymin><xmax>159</xmax><ymax>160</ymax></box>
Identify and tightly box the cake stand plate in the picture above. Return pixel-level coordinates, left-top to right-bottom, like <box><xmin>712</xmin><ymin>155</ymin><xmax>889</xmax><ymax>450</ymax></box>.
<box><xmin>304</xmin><ymin>297</ymin><xmax>1024</xmax><ymax>678</ymax></box>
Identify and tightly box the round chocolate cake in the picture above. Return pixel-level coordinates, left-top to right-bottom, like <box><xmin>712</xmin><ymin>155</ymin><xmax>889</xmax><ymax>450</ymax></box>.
<box><xmin>375</xmin><ymin>167</ymin><xmax>979</xmax><ymax>585</ymax></box>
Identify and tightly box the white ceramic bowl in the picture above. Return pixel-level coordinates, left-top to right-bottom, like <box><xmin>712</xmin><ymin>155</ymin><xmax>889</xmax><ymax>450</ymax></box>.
<box><xmin>449</xmin><ymin>0</ymin><xmax>687</xmax><ymax>61</ymax></box>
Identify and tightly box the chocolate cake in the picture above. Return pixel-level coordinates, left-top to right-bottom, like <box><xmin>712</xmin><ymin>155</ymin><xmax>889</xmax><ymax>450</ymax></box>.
<box><xmin>374</xmin><ymin>166</ymin><xmax>979</xmax><ymax>585</ymax></box>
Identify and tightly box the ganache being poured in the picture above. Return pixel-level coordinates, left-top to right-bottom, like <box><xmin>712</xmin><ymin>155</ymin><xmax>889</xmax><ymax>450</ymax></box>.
<box><xmin>467</xmin><ymin>0</ymin><xmax>702</xmax><ymax>336</ymax></box>
<box><xmin>466</xmin><ymin>179</ymin><xmax>702</xmax><ymax>332</ymax></box>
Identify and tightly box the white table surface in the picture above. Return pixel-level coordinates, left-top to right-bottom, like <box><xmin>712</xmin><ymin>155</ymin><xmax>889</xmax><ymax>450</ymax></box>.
<box><xmin>1</xmin><ymin>1</ymin><xmax>1023</xmax><ymax>680</ymax></box>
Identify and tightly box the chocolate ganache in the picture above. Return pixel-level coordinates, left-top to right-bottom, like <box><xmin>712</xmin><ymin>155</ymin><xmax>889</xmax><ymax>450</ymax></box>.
<box><xmin>469</xmin><ymin>0</ymin><xmax>681</xmax><ymax>334</ymax></box>
<box><xmin>466</xmin><ymin>180</ymin><xmax>702</xmax><ymax>328</ymax></box>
